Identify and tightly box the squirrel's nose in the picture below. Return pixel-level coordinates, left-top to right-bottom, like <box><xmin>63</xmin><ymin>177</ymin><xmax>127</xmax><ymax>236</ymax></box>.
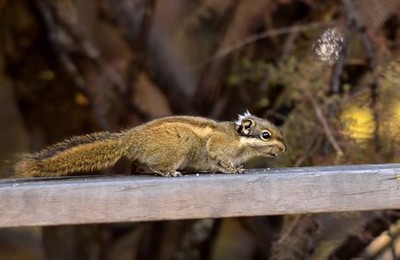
<box><xmin>279</xmin><ymin>142</ymin><xmax>287</xmax><ymax>153</ymax></box>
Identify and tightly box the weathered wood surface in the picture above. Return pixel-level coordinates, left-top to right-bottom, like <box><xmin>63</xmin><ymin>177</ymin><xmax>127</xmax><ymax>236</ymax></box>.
<box><xmin>1</xmin><ymin>163</ymin><xmax>400</xmax><ymax>227</ymax></box>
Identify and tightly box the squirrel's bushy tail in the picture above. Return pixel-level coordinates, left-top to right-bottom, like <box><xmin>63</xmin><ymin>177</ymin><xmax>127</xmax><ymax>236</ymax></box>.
<box><xmin>12</xmin><ymin>155</ymin><xmax>42</xmax><ymax>178</ymax></box>
<box><xmin>12</xmin><ymin>132</ymin><xmax>127</xmax><ymax>178</ymax></box>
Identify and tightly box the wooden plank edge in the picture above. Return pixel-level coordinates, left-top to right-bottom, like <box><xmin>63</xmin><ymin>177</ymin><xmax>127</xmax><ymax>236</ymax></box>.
<box><xmin>1</xmin><ymin>163</ymin><xmax>400</xmax><ymax>227</ymax></box>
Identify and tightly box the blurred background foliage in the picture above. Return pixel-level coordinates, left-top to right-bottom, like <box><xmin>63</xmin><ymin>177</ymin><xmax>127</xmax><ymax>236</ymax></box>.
<box><xmin>1</xmin><ymin>0</ymin><xmax>400</xmax><ymax>259</ymax></box>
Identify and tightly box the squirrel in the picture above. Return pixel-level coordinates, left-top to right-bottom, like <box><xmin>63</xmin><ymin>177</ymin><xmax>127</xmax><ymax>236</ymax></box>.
<box><xmin>12</xmin><ymin>111</ymin><xmax>286</xmax><ymax>178</ymax></box>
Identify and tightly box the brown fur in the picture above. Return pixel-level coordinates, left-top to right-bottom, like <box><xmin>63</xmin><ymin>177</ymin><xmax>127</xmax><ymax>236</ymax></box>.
<box><xmin>12</xmin><ymin>113</ymin><xmax>286</xmax><ymax>177</ymax></box>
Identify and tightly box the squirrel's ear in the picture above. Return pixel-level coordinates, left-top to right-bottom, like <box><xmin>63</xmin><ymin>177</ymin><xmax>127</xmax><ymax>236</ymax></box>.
<box><xmin>236</xmin><ymin>118</ymin><xmax>255</xmax><ymax>136</ymax></box>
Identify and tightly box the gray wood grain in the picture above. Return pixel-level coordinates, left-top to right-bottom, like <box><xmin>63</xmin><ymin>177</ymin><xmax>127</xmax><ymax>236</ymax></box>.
<box><xmin>1</xmin><ymin>163</ymin><xmax>400</xmax><ymax>227</ymax></box>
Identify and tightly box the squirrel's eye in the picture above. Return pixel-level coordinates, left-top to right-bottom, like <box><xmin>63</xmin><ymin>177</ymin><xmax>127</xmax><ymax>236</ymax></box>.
<box><xmin>260</xmin><ymin>130</ymin><xmax>271</xmax><ymax>140</ymax></box>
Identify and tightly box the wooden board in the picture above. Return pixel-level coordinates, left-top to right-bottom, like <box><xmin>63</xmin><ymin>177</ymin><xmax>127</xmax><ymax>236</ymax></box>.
<box><xmin>1</xmin><ymin>163</ymin><xmax>400</xmax><ymax>227</ymax></box>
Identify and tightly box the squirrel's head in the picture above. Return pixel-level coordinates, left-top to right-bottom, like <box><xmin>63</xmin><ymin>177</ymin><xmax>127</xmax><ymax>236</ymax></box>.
<box><xmin>235</xmin><ymin>110</ymin><xmax>286</xmax><ymax>157</ymax></box>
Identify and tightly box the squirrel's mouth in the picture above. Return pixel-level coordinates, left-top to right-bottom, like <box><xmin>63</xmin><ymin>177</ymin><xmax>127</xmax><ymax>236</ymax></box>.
<box><xmin>265</xmin><ymin>148</ymin><xmax>284</xmax><ymax>157</ymax></box>
<box><xmin>265</xmin><ymin>151</ymin><xmax>278</xmax><ymax>157</ymax></box>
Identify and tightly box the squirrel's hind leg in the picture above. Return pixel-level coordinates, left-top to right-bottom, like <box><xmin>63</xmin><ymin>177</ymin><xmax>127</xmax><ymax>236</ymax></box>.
<box><xmin>150</xmin><ymin>167</ymin><xmax>182</xmax><ymax>177</ymax></box>
<box><xmin>148</xmin><ymin>158</ymin><xmax>185</xmax><ymax>177</ymax></box>
<box><xmin>135</xmin><ymin>142</ymin><xmax>188</xmax><ymax>177</ymax></box>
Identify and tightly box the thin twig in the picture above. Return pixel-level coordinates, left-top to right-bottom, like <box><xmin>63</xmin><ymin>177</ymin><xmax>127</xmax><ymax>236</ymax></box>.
<box><xmin>294</xmin><ymin>131</ymin><xmax>323</xmax><ymax>167</ymax></box>
<box><xmin>329</xmin><ymin>31</ymin><xmax>350</xmax><ymax>96</ymax></box>
<box><xmin>276</xmin><ymin>214</ymin><xmax>304</xmax><ymax>244</ymax></box>
<box><xmin>197</xmin><ymin>21</ymin><xmax>338</xmax><ymax>69</ymax></box>
<box><xmin>324</xmin><ymin>30</ymin><xmax>350</xmax><ymax>154</ymax></box>
<box><xmin>279</xmin><ymin>27</ymin><xmax>300</xmax><ymax>64</ymax></box>
<box><xmin>306</xmin><ymin>91</ymin><xmax>344</xmax><ymax>158</ymax></box>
